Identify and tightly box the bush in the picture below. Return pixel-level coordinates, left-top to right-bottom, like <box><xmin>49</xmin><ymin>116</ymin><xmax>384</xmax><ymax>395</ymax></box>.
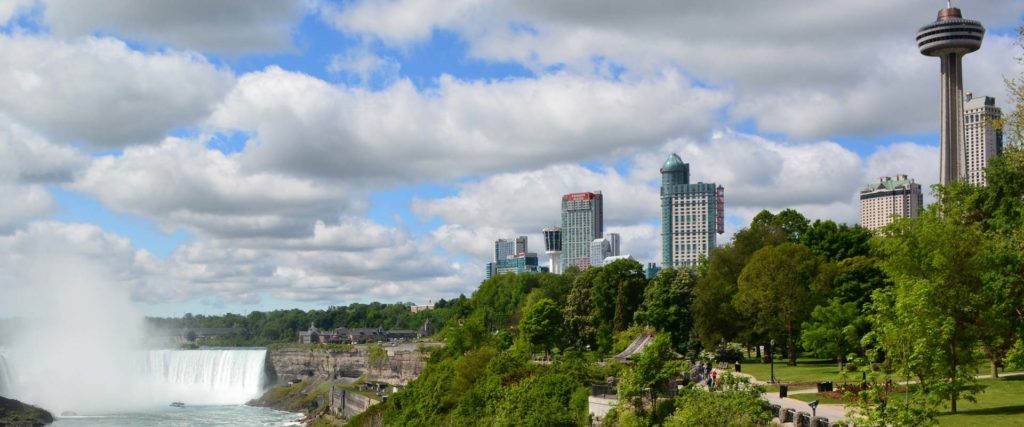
<box><xmin>712</xmin><ymin>342</ymin><xmax>745</xmax><ymax>364</ymax></box>
<box><xmin>664</xmin><ymin>373</ymin><xmax>770</xmax><ymax>427</ymax></box>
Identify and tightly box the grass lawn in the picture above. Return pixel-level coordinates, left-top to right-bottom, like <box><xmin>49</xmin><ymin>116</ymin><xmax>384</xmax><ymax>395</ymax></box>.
<box><xmin>936</xmin><ymin>375</ymin><xmax>1024</xmax><ymax>426</ymax></box>
<box><xmin>739</xmin><ymin>357</ymin><xmax>855</xmax><ymax>386</ymax></box>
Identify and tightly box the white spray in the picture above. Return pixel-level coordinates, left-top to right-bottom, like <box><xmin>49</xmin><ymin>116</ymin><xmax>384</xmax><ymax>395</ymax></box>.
<box><xmin>0</xmin><ymin>249</ymin><xmax>269</xmax><ymax>414</ymax></box>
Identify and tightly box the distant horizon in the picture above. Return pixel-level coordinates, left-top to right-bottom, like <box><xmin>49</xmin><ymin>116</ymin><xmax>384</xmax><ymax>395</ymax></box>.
<box><xmin>1</xmin><ymin>1</ymin><xmax>1022</xmax><ymax>317</ymax></box>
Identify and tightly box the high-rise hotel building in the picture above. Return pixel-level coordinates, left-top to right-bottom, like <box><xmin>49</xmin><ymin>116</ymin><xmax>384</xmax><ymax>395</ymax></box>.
<box><xmin>660</xmin><ymin>154</ymin><xmax>724</xmax><ymax>267</ymax></box>
<box><xmin>964</xmin><ymin>93</ymin><xmax>1003</xmax><ymax>185</ymax></box>
<box><xmin>859</xmin><ymin>175</ymin><xmax>923</xmax><ymax>231</ymax></box>
<box><xmin>561</xmin><ymin>191</ymin><xmax>603</xmax><ymax>271</ymax></box>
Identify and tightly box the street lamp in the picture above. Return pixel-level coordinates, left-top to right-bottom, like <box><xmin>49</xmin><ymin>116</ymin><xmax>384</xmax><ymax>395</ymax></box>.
<box><xmin>769</xmin><ymin>339</ymin><xmax>776</xmax><ymax>384</ymax></box>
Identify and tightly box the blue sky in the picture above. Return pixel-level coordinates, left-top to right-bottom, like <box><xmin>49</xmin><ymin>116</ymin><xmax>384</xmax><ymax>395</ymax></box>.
<box><xmin>0</xmin><ymin>0</ymin><xmax>1021</xmax><ymax>317</ymax></box>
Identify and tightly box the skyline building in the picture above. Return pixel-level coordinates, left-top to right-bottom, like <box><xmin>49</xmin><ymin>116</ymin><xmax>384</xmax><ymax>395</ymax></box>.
<box><xmin>496</xmin><ymin>252</ymin><xmax>541</xmax><ymax>275</ymax></box>
<box><xmin>917</xmin><ymin>4</ymin><xmax>985</xmax><ymax>185</ymax></box>
<box><xmin>561</xmin><ymin>191</ymin><xmax>604</xmax><ymax>271</ymax></box>
<box><xmin>608</xmin><ymin>233</ymin><xmax>621</xmax><ymax>258</ymax></box>
<box><xmin>589</xmin><ymin>233</ymin><xmax>621</xmax><ymax>268</ymax></box>
<box><xmin>494</xmin><ymin>236</ymin><xmax>528</xmax><ymax>263</ymax></box>
<box><xmin>590</xmin><ymin>238</ymin><xmax>611</xmax><ymax>268</ymax></box>
<box><xmin>660</xmin><ymin>154</ymin><xmax>724</xmax><ymax>268</ymax></box>
<box><xmin>543</xmin><ymin>227</ymin><xmax>563</xmax><ymax>274</ymax></box>
<box><xmin>964</xmin><ymin>93</ymin><xmax>1003</xmax><ymax>185</ymax></box>
<box><xmin>859</xmin><ymin>174</ymin><xmax>924</xmax><ymax>231</ymax></box>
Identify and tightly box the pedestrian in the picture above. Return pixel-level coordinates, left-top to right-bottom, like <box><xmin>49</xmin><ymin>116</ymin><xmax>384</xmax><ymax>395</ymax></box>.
<box><xmin>711</xmin><ymin>368</ymin><xmax>718</xmax><ymax>388</ymax></box>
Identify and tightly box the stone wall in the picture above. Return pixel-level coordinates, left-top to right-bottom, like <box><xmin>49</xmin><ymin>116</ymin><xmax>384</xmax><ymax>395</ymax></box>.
<box><xmin>266</xmin><ymin>343</ymin><xmax>433</xmax><ymax>387</ymax></box>
<box><xmin>328</xmin><ymin>387</ymin><xmax>379</xmax><ymax>420</ymax></box>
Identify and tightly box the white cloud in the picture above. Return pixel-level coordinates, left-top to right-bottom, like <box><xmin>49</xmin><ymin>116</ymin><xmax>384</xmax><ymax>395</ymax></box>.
<box><xmin>0</xmin><ymin>117</ymin><xmax>86</xmax><ymax>230</ymax></box>
<box><xmin>327</xmin><ymin>45</ymin><xmax>401</xmax><ymax>85</ymax></box>
<box><xmin>0</xmin><ymin>0</ymin><xmax>33</xmax><ymax>25</ymax></box>
<box><xmin>0</xmin><ymin>185</ymin><xmax>52</xmax><ymax>232</ymax></box>
<box><xmin>73</xmin><ymin>137</ymin><xmax>355</xmax><ymax>238</ymax></box>
<box><xmin>321</xmin><ymin>0</ymin><xmax>1024</xmax><ymax>140</ymax></box>
<box><xmin>40</xmin><ymin>0</ymin><xmax>306</xmax><ymax>54</ymax></box>
<box><xmin>317</xmin><ymin>0</ymin><xmax>481</xmax><ymax>46</ymax></box>
<box><xmin>209</xmin><ymin>66</ymin><xmax>730</xmax><ymax>182</ymax></box>
<box><xmin>413</xmin><ymin>163</ymin><xmax>657</xmax><ymax>232</ymax></box>
<box><xmin>0</xmin><ymin>35</ymin><xmax>234</xmax><ymax>148</ymax></box>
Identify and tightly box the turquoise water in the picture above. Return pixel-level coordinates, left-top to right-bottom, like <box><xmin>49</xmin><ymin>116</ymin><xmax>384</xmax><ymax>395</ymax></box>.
<box><xmin>51</xmin><ymin>405</ymin><xmax>302</xmax><ymax>426</ymax></box>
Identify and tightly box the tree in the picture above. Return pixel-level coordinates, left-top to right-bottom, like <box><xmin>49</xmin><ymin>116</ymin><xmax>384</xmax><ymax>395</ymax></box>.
<box><xmin>751</xmin><ymin>208</ymin><xmax>809</xmax><ymax>242</ymax></box>
<box><xmin>800</xmin><ymin>219</ymin><xmax>872</xmax><ymax>261</ymax></box>
<box><xmin>494</xmin><ymin>373</ymin><xmax>587</xmax><ymax>427</ymax></box>
<box><xmin>873</xmin><ymin>207</ymin><xmax>989</xmax><ymax>414</ymax></box>
<box><xmin>799</xmin><ymin>298</ymin><xmax>864</xmax><ymax>368</ymax></box>
<box><xmin>693</xmin><ymin>243</ymin><xmax>748</xmax><ymax>348</ymax></box>
<box><xmin>519</xmin><ymin>298</ymin><xmax>564</xmax><ymax>355</ymax></box>
<box><xmin>564</xmin><ymin>259</ymin><xmax>647</xmax><ymax>353</ymax></box>
<box><xmin>634</xmin><ymin>267</ymin><xmax>696</xmax><ymax>350</ymax></box>
<box><xmin>617</xmin><ymin>334</ymin><xmax>682</xmax><ymax>421</ymax></box>
<box><xmin>735</xmin><ymin>242</ymin><xmax>824</xmax><ymax>365</ymax></box>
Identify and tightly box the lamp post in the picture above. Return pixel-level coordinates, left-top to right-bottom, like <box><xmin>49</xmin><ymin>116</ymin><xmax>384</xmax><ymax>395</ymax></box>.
<box><xmin>769</xmin><ymin>339</ymin><xmax>776</xmax><ymax>384</ymax></box>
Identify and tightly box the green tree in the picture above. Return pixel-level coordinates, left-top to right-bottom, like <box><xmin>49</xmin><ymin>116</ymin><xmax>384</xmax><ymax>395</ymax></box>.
<box><xmin>873</xmin><ymin>208</ymin><xmax>989</xmax><ymax>413</ymax></box>
<box><xmin>665</xmin><ymin>373</ymin><xmax>770</xmax><ymax>427</ymax></box>
<box><xmin>799</xmin><ymin>298</ymin><xmax>864</xmax><ymax>368</ymax></box>
<box><xmin>519</xmin><ymin>298</ymin><xmax>564</xmax><ymax>355</ymax></box>
<box><xmin>735</xmin><ymin>242</ymin><xmax>824</xmax><ymax>365</ymax></box>
<box><xmin>635</xmin><ymin>267</ymin><xmax>696</xmax><ymax>350</ymax></box>
<box><xmin>494</xmin><ymin>373</ymin><xmax>587</xmax><ymax>427</ymax></box>
<box><xmin>800</xmin><ymin>219</ymin><xmax>872</xmax><ymax>261</ymax></box>
<box><xmin>565</xmin><ymin>259</ymin><xmax>647</xmax><ymax>353</ymax></box>
<box><xmin>617</xmin><ymin>334</ymin><xmax>682</xmax><ymax>422</ymax></box>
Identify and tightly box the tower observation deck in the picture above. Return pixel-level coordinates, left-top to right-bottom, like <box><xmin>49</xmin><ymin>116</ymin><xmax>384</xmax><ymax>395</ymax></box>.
<box><xmin>917</xmin><ymin>4</ymin><xmax>985</xmax><ymax>185</ymax></box>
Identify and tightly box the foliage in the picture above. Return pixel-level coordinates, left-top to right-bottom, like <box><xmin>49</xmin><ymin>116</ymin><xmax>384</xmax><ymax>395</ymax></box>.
<box><xmin>367</xmin><ymin>343</ymin><xmax>389</xmax><ymax>373</ymax></box>
<box><xmin>664</xmin><ymin>373</ymin><xmax>770</xmax><ymax>427</ymax></box>
<box><xmin>693</xmin><ymin>209</ymin><xmax>802</xmax><ymax>348</ymax></box>
<box><xmin>146</xmin><ymin>299</ymin><xmax>461</xmax><ymax>346</ymax></box>
<box><xmin>801</xmin><ymin>219</ymin><xmax>872</xmax><ymax>261</ymax></box>
<box><xmin>634</xmin><ymin>267</ymin><xmax>696</xmax><ymax>350</ymax></box>
<box><xmin>871</xmin><ymin>205</ymin><xmax>989</xmax><ymax>413</ymax></box>
<box><xmin>564</xmin><ymin>259</ymin><xmax>647</xmax><ymax>353</ymax></box>
<box><xmin>617</xmin><ymin>334</ymin><xmax>683</xmax><ymax>421</ymax></box>
<box><xmin>735</xmin><ymin>242</ymin><xmax>824</xmax><ymax>365</ymax></box>
<box><xmin>800</xmin><ymin>298</ymin><xmax>866</xmax><ymax>366</ymax></box>
<box><xmin>493</xmin><ymin>373</ymin><xmax>589</xmax><ymax>426</ymax></box>
<box><xmin>518</xmin><ymin>298</ymin><xmax>564</xmax><ymax>354</ymax></box>
<box><xmin>710</xmin><ymin>342</ymin><xmax>745</xmax><ymax>364</ymax></box>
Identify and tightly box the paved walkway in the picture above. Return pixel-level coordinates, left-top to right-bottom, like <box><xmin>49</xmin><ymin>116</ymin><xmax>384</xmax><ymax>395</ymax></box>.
<box><xmin>730</xmin><ymin>372</ymin><xmax>851</xmax><ymax>424</ymax></box>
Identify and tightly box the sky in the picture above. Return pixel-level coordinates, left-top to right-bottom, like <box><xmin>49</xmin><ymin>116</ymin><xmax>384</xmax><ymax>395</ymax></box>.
<box><xmin>0</xmin><ymin>0</ymin><xmax>1022</xmax><ymax>317</ymax></box>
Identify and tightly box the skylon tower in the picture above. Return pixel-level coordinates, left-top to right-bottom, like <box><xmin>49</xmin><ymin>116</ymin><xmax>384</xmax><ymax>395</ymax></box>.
<box><xmin>917</xmin><ymin>2</ymin><xmax>984</xmax><ymax>185</ymax></box>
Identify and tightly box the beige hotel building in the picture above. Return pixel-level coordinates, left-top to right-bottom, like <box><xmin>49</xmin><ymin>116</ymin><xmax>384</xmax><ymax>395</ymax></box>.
<box><xmin>859</xmin><ymin>175</ymin><xmax>923</xmax><ymax>231</ymax></box>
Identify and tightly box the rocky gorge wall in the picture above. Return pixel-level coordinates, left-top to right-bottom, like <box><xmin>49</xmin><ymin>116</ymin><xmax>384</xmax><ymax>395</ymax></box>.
<box><xmin>265</xmin><ymin>343</ymin><xmax>433</xmax><ymax>387</ymax></box>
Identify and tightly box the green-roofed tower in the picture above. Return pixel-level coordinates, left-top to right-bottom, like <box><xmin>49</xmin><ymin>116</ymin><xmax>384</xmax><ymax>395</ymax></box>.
<box><xmin>660</xmin><ymin>153</ymin><xmax>723</xmax><ymax>268</ymax></box>
<box><xmin>858</xmin><ymin>174</ymin><xmax>923</xmax><ymax>231</ymax></box>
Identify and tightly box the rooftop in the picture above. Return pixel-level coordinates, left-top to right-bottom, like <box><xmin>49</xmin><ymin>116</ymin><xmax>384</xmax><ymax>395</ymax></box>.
<box><xmin>661</xmin><ymin>153</ymin><xmax>687</xmax><ymax>173</ymax></box>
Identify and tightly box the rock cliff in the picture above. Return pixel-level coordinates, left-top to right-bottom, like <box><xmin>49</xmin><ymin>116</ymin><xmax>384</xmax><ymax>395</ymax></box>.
<box><xmin>265</xmin><ymin>343</ymin><xmax>434</xmax><ymax>387</ymax></box>
<box><xmin>0</xmin><ymin>395</ymin><xmax>53</xmax><ymax>427</ymax></box>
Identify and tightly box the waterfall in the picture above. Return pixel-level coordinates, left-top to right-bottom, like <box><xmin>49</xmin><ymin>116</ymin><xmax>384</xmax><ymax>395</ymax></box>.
<box><xmin>136</xmin><ymin>349</ymin><xmax>269</xmax><ymax>406</ymax></box>
<box><xmin>0</xmin><ymin>351</ymin><xmax>10</xmax><ymax>396</ymax></box>
<box><xmin>1</xmin><ymin>348</ymin><xmax>269</xmax><ymax>411</ymax></box>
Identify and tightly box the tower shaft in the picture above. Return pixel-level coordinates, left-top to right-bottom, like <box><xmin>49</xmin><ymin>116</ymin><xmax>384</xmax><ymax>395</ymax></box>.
<box><xmin>939</xmin><ymin>53</ymin><xmax>966</xmax><ymax>185</ymax></box>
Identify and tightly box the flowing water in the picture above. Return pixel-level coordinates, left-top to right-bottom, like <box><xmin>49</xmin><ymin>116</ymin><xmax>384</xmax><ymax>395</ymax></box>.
<box><xmin>2</xmin><ymin>348</ymin><xmax>297</xmax><ymax>424</ymax></box>
<box><xmin>51</xmin><ymin>405</ymin><xmax>302</xmax><ymax>426</ymax></box>
<box><xmin>0</xmin><ymin>350</ymin><xmax>11</xmax><ymax>396</ymax></box>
